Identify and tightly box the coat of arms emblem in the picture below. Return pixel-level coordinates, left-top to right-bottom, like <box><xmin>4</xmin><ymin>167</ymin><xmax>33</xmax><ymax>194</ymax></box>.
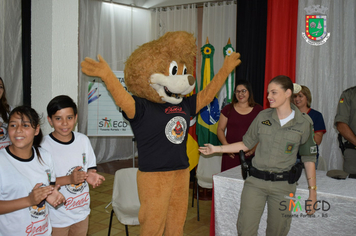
<box><xmin>302</xmin><ymin>5</ymin><xmax>330</xmax><ymax>46</ymax></box>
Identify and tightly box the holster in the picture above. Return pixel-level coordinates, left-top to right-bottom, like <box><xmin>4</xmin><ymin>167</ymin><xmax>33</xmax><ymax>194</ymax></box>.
<box><xmin>338</xmin><ymin>133</ymin><xmax>346</xmax><ymax>155</ymax></box>
<box><xmin>338</xmin><ymin>134</ymin><xmax>356</xmax><ymax>154</ymax></box>
<box><xmin>288</xmin><ymin>162</ymin><xmax>303</xmax><ymax>184</ymax></box>
<box><xmin>239</xmin><ymin>150</ymin><xmax>249</xmax><ymax>180</ymax></box>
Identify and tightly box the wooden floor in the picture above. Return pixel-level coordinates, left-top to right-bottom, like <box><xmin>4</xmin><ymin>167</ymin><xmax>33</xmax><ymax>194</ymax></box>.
<box><xmin>88</xmin><ymin>158</ymin><xmax>212</xmax><ymax>236</ymax></box>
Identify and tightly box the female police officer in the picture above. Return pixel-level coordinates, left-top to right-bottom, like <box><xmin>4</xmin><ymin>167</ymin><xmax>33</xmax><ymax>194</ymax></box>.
<box><xmin>199</xmin><ymin>75</ymin><xmax>317</xmax><ymax>236</ymax></box>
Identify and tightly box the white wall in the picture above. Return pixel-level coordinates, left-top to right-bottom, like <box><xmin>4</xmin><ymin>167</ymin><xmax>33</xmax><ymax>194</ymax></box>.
<box><xmin>31</xmin><ymin>0</ymin><xmax>79</xmax><ymax>135</ymax></box>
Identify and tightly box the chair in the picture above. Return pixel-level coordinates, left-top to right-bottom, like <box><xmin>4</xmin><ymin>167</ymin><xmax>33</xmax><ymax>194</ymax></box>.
<box><xmin>108</xmin><ymin>168</ymin><xmax>140</xmax><ymax>236</ymax></box>
<box><xmin>192</xmin><ymin>154</ymin><xmax>221</xmax><ymax>221</ymax></box>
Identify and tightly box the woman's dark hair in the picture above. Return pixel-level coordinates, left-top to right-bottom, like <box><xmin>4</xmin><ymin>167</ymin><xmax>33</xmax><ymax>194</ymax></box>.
<box><xmin>269</xmin><ymin>75</ymin><xmax>293</xmax><ymax>102</ymax></box>
<box><xmin>9</xmin><ymin>106</ymin><xmax>43</xmax><ymax>162</ymax></box>
<box><xmin>228</xmin><ymin>79</ymin><xmax>257</xmax><ymax>115</ymax></box>
<box><xmin>0</xmin><ymin>77</ymin><xmax>11</xmax><ymax>123</ymax></box>
<box><xmin>47</xmin><ymin>95</ymin><xmax>77</xmax><ymax>118</ymax></box>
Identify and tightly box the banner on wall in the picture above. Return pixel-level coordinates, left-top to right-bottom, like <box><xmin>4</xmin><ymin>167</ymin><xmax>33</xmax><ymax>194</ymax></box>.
<box><xmin>87</xmin><ymin>71</ymin><xmax>133</xmax><ymax>137</ymax></box>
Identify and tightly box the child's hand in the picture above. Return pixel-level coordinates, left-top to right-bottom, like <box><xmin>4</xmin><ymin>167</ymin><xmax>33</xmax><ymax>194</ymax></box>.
<box><xmin>198</xmin><ymin>144</ymin><xmax>216</xmax><ymax>155</ymax></box>
<box><xmin>70</xmin><ymin>166</ymin><xmax>88</xmax><ymax>184</ymax></box>
<box><xmin>29</xmin><ymin>183</ymin><xmax>53</xmax><ymax>206</ymax></box>
<box><xmin>87</xmin><ymin>169</ymin><xmax>105</xmax><ymax>188</ymax></box>
<box><xmin>46</xmin><ymin>185</ymin><xmax>66</xmax><ymax>207</ymax></box>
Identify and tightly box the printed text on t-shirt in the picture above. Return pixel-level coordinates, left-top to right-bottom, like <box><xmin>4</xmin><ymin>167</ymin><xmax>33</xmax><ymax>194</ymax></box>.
<box><xmin>165</xmin><ymin>106</ymin><xmax>186</xmax><ymax>115</ymax></box>
<box><xmin>65</xmin><ymin>192</ymin><xmax>89</xmax><ymax>210</ymax></box>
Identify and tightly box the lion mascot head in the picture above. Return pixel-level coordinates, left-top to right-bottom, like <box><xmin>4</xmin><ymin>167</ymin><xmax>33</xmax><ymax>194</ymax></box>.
<box><xmin>124</xmin><ymin>31</ymin><xmax>196</xmax><ymax>104</ymax></box>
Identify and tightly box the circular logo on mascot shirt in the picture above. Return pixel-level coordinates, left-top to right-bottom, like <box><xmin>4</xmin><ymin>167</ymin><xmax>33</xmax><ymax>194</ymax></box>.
<box><xmin>165</xmin><ymin>116</ymin><xmax>187</xmax><ymax>144</ymax></box>
<box><xmin>65</xmin><ymin>166</ymin><xmax>87</xmax><ymax>194</ymax></box>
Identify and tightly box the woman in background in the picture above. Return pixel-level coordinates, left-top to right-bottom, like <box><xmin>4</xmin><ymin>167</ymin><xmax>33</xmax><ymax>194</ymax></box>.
<box><xmin>293</xmin><ymin>84</ymin><xmax>326</xmax><ymax>168</ymax></box>
<box><xmin>0</xmin><ymin>77</ymin><xmax>12</xmax><ymax>149</ymax></box>
<box><xmin>217</xmin><ymin>80</ymin><xmax>262</xmax><ymax>172</ymax></box>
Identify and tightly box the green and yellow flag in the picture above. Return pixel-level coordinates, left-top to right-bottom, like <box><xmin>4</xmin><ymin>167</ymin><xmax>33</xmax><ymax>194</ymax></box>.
<box><xmin>196</xmin><ymin>38</ymin><xmax>221</xmax><ymax>146</ymax></box>
<box><xmin>218</xmin><ymin>39</ymin><xmax>236</xmax><ymax>108</ymax></box>
<box><xmin>223</xmin><ymin>39</ymin><xmax>235</xmax><ymax>104</ymax></box>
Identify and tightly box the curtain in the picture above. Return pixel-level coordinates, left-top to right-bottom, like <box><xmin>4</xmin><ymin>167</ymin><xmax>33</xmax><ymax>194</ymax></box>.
<box><xmin>0</xmin><ymin>0</ymin><xmax>23</xmax><ymax>107</ymax></box>
<box><xmin>263</xmin><ymin>0</ymin><xmax>299</xmax><ymax>108</ymax></box>
<box><xmin>201</xmin><ymin>4</ymin><xmax>237</xmax><ymax>233</ymax></box>
<box><xmin>79</xmin><ymin>0</ymin><xmax>151</xmax><ymax>163</ymax></box>
<box><xmin>151</xmin><ymin>4</ymin><xmax>198</xmax><ymax>39</ymax></box>
<box><xmin>202</xmin><ymin>0</ymin><xmax>237</xmax><ymax>92</ymax></box>
<box><xmin>235</xmin><ymin>0</ymin><xmax>268</xmax><ymax>106</ymax></box>
<box><xmin>296</xmin><ymin>0</ymin><xmax>356</xmax><ymax>170</ymax></box>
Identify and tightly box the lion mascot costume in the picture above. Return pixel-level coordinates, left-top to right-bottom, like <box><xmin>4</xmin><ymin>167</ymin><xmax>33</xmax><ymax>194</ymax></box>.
<box><xmin>81</xmin><ymin>31</ymin><xmax>240</xmax><ymax>235</ymax></box>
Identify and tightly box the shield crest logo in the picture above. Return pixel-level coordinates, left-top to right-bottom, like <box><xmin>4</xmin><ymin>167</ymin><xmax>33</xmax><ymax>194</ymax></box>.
<box><xmin>305</xmin><ymin>15</ymin><xmax>327</xmax><ymax>41</ymax></box>
<box><xmin>302</xmin><ymin>5</ymin><xmax>330</xmax><ymax>46</ymax></box>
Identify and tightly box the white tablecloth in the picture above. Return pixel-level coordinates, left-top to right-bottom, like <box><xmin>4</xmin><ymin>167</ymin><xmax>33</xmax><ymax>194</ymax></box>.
<box><xmin>213</xmin><ymin>167</ymin><xmax>356</xmax><ymax>236</ymax></box>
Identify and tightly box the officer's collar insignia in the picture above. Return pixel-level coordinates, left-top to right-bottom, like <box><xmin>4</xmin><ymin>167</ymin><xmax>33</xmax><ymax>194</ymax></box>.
<box><xmin>262</xmin><ymin>120</ymin><xmax>272</xmax><ymax>126</ymax></box>
<box><xmin>339</xmin><ymin>98</ymin><xmax>344</xmax><ymax>103</ymax></box>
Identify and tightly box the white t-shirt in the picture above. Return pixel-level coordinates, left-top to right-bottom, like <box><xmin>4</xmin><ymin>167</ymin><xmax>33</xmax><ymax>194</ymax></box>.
<box><xmin>41</xmin><ymin>131</ymin><xmax>97</xmax><ymax>227</ymax></box>
<box><xmin>0</xmin><ymin>147</ymin><xmax>56</xmax><ymax>236</ymax></box>
<box><xmin>280</xmin><ymin>110</ymin><xmax>295</xmax><ymax>127</ymax></box>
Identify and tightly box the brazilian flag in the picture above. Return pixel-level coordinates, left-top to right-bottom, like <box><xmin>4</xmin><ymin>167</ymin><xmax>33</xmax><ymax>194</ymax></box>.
<box><xmin>196</xmin><ymin>40</ymin><xmax>221</xmax><ymax>146</ymax></box>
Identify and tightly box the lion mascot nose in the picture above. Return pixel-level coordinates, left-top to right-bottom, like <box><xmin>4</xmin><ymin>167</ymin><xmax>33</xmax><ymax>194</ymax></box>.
<box><xmin>188</xmin><ymin>75</ymin><xmax>195</xmax><ymax>86</ymax></box>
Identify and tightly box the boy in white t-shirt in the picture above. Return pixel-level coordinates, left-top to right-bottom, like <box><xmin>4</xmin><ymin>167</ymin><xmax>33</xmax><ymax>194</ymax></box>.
<box><xmin>41</xmin><ymin>95</ymin><xmax>105</xmax><ymax>236</ymax></box>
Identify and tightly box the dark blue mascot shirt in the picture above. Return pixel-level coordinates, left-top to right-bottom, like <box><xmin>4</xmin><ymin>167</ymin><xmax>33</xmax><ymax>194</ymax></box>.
<box><xmin>123</xmin><ymin>95</ymin><xmax>197</xmax><ymax>172</ymax></box>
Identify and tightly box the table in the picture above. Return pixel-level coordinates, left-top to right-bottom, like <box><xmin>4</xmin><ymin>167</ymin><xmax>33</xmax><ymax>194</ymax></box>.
<box><xmin>212</xmin><ymin>167</ymin><xmax>356</xmax><ymax>236</ymax></box>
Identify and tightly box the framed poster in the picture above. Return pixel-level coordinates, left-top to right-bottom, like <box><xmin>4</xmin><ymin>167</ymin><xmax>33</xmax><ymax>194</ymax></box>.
<box><xmin>87</xmin><ymin>71</ymin><xmax>133</xmax><ymax>136</ymax></box>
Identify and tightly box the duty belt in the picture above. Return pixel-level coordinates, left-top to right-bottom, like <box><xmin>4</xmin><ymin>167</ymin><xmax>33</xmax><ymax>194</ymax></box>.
<box><xmin>249</xmin><ymin>166</ymin><xmax>289</xmax><ymax>181</ymax></box>
<box><xmin>344</xmin><ymin>142</ymin><xmax>356</xmax><ymax>150</ymax></box>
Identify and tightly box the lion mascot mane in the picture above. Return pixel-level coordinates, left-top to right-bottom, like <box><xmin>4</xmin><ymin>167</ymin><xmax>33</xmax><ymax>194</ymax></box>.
<box><xmin>81</xmin><ymin>31</ymin><xmax>240</xmax><ymax>236</ymax></box>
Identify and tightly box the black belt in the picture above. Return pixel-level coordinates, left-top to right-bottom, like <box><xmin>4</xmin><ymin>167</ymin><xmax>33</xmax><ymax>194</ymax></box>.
<box><xmin>344</xmin><ymin>142</ymin><xmax>356</xmax><ymax>150</ymax></box>
<box><xmin>249</xmin><ymin>166</ymin><xmax>290</xmax><ymax>181</ymax></box>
